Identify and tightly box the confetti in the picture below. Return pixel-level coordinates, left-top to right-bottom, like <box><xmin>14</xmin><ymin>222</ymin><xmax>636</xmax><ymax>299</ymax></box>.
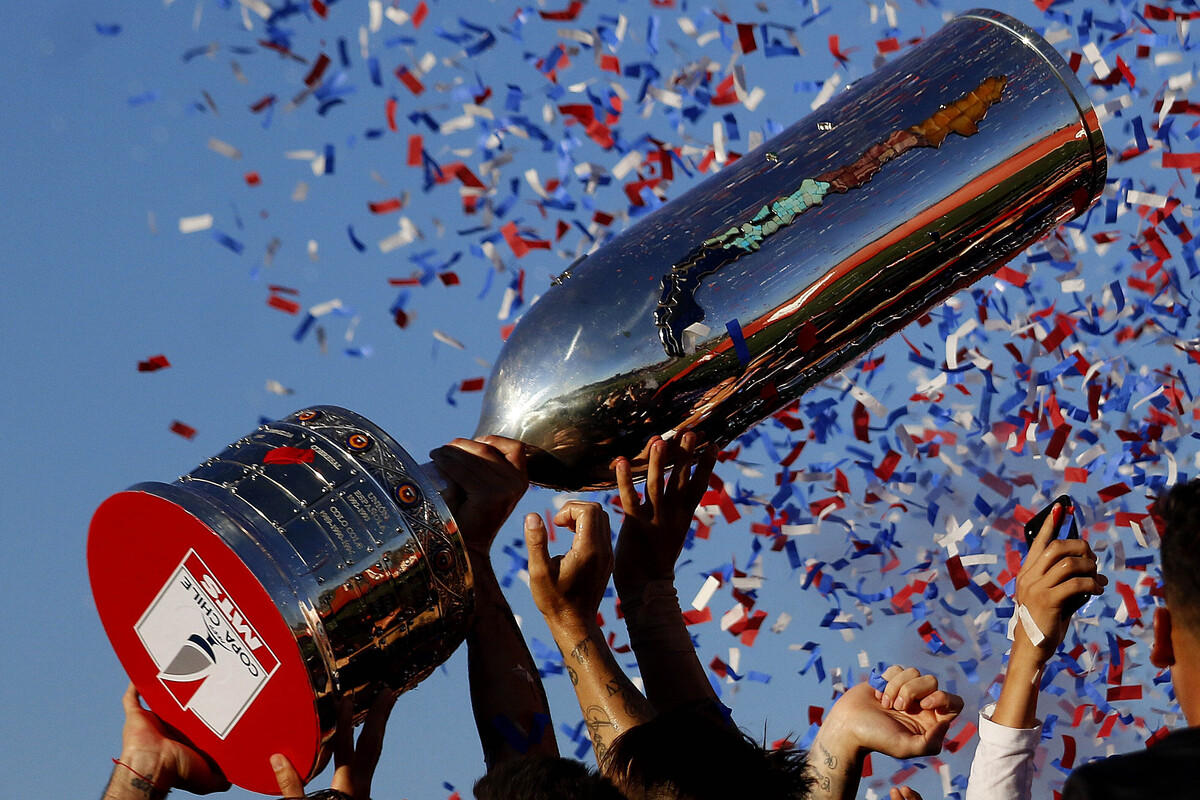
<box><xmin>170</xmin><ymin>421</ymin><xmax>197</xmax><ymax>440</ymax></box>
<box><xmin>137</xmin><ymin>354</ymin><xmax>170</xmax><ymax>372</ymax></box>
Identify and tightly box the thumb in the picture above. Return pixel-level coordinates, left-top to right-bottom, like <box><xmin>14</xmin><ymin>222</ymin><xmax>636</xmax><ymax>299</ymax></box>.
<box><xmin>524</xmin><ymin>513</ymin><xmax>551</xmax><ymax>577</ymax></box>
<box><xmin>271</xmin><ymin>754</ymin><xmax>305</xmax><ymax>798</ymax></box>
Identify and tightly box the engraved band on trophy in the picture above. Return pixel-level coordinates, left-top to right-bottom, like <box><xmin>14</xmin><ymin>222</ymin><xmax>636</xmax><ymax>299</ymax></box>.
<box><xmin>88</xmin><ymin>9</ymin><xmax>1106</xmax><ymax>792</ymax></box>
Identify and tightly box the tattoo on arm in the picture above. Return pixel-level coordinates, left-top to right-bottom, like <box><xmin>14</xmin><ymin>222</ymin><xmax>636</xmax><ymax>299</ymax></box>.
<box><xmin>567</xmin><ymin>665</ymin><xmax>579</xmax><ymax>685</ymax></box>
<box><xmin>105</xmin><ymin>772</ymin><xmax>166</xmax><ymax>800</ymax></box>
<box><xmin>570</xmin><ymin>637</ymin><xmax>593</xmax><ymax>664</ymax></box>
<box><xmin>584</xmin><ymin>705</ymin><xmax>615</xmax><ymax>760</ymax></box>
<box><xmin>820</xmin><ymin>741</ymin><xmax>838</xmax><ymax>769</ymax></box>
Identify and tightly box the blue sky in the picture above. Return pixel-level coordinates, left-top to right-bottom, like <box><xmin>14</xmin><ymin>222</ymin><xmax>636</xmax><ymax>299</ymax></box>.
<box><xmin>3</xmin><ymin>1</ymin><xmax>1195</xmax><ymax>798</ymax></box>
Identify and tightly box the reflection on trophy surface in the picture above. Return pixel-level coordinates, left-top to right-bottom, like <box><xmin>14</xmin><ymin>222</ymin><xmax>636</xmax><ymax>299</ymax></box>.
<box><xmin>476</xmin><ymin>9</ymin><xmax>1106</xmax><ymax>490</ymax></box>
<box><xmin>88</xmin><ymin>9</ymin><xmax>1106</xmax><ymax>792</ymax></box>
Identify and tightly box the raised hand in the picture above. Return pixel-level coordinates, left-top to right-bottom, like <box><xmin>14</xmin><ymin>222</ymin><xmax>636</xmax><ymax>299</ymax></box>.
<box><xmin>613</xmin><ymin>432</ymin><xmax>717</xmax><ymax>598</ymax></box>
<box><xmin>107</xmin><ymin>684</ymin><xmax>229</xmax><ymax>799</ymax></box>
<box><xmin>271</xmin><ymin>689</ymin><xmax>397</xmax><ymax>800</ymax></box>
<box><xmin>525</xmin><ymin>500</ymin><xmax>655</xmax><ymax>767</ymax></box>
<box><xmin>428</xmin><ymin>435</ymin><xmax>529</xmax><ymax>557</ymax></box>
<box><xmin>1014</xmin><ymin>500</ymin><xmax>1107</xmax><ymax>664</ymax></box>
<box><xmin>809</xmin><ymin>667</ymin><xmax>962</xmax><ymax>800</ymax></box>
<box><xmin>831</xmin><ymin>666</ymin><xmax>963</xmax><ymax>760</ymax></box>
<box><xmin>525</xmin><ymin>501</ymin><xmax>613</xmax><ymax>630</ymax></box>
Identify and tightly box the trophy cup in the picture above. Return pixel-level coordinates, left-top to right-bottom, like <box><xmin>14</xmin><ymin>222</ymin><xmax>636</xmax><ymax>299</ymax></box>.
<box><xmin>89</xmin><ymin>9</ymin><xmax>1106</xmax><ymax>791</ymax></box>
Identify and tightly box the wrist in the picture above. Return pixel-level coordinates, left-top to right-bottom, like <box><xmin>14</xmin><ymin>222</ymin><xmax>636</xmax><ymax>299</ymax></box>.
<box><xmin>112</xmin><ymin>751</ymin><xmax>175</xmax><ymax>798</ymax></box>
<box><xmin>812</xmin><ymin>714</ymin><xmax>867</xmax><ymax>768</ymax></box>
<box><xmin>1009</xmin><ymin>635</ymin><xmax>1051</xmax><ymax>673</ymax></box>
<box><xmin>546</xmin><ymin>614</ymin><xmax>600</xmax><ymax>644</ymax></box>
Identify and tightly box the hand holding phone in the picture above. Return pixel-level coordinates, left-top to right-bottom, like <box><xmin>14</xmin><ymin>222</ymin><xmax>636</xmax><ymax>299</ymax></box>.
<box><xmin>1023</xmin><ymin>494</ymin><xmax>1091</xmax><ymax>616</ymax></box>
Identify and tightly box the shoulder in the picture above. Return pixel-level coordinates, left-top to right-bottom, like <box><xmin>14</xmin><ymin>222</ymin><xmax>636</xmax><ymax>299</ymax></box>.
<box><xmin>1064</xmin><ymin>728</ymin><xmax>1200</xmax><ymax>799</ymax></box>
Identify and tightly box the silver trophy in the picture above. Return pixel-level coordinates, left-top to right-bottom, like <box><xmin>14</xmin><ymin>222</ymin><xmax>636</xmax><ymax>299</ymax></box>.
<box><xmin>89</xmin><ymin>8</ymin><xmax>1105</xmax><ymax>791</ymax></box>
<box><xmin>477</xmin><ymin>8</ymin><xmax>1106</xmax><ymax>489</ymax></box>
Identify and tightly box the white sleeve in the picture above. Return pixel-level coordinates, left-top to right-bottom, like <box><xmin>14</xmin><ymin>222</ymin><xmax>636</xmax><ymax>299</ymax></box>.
<box><xmin>964</xmin><ymin>704</ymin><xmax>1042</xmax><ymax>800</ymax></box>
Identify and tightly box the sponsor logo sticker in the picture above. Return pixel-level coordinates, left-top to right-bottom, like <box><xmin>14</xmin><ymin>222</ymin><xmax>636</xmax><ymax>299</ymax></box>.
<box><xmin>134</xmin><ymin>550</ymin><xmax>279</xmax><ymax>738</ymax></box>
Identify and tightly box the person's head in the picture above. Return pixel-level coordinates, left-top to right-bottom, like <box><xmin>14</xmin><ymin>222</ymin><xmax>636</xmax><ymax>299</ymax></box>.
<box><xmin>473</xmin><ymin>754</ymin><xmax>627</xmax><ymax>800</ymax></box>
<box><xmin>1149</xmin><ymin>478</ymin><xmax>1200</xmax><ymax>720</ymax></box>
<box><xmin>601</xmin><ymin>704</ymin><xmax>813</xmax><ymax>800</ymax></box>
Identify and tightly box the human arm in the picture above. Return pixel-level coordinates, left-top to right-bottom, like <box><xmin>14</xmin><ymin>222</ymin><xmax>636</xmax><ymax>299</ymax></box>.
<box><xmin>613</xmin><ymin>433</ymin><xmax>719</xmax><ymax>714</ymax></box>
<box><xmin>525</xmin><ymin>501</ymin><xmax>657</xmax><ymax>767</ymax></box>
<box><xmin>103</xmin><ymin>684</ymin><xmax>229</xmax><ymax>800</ymax></box>
<box><xmin>962</xmin><ymin>500</ymin><xmax>1106</xmax><ymax>800</ymax></box>
<box><xmin>990</xmin><ymin>501</ymin><xmax>1106</xmax><ymax>728</ymax></box>
<box><xmin>271</xmin><ymin>689</ymin><xmax>397</xmax><ymax>799</ymax></box>
<box><xmin>428</xmin><ymin>436</ymin><xmax>558</xmax><ymax>769</ymax></box>
<box><xmin>807</xmin><ymin>666</ymin><xmax>963</xmax><ymax>800</ymax></box>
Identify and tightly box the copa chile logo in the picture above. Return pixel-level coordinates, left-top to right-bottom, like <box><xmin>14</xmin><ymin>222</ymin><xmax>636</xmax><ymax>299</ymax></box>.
<box><xmin>134</xmin><ymin>550</ymin><xmax>280</xmax><ymax>738</ymax></box>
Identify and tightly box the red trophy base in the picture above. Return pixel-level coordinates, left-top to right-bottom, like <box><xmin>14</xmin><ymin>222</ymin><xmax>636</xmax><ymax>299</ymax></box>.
<box><xmin>89</xmin><ymin>491</ymin><xmax>321</xmax><ymax>793</ymax></box>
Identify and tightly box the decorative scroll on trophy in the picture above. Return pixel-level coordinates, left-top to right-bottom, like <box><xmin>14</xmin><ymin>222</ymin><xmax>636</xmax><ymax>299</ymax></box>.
<box><xmin>88</xmin><ymin>9</ymin><xmax>1106</xmax><ymax>792</ymax></box>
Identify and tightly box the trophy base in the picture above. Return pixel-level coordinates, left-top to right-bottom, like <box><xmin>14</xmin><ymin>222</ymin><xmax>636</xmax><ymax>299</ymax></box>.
<box><xmin>89</xmin><ymin>490</ymin><xmax>321</xmax><ymax>793</ymax></box>
<box><xmin>88</xmin><ymin>406</ymin><xmax>474</xmax><ymax>793</ymax></box>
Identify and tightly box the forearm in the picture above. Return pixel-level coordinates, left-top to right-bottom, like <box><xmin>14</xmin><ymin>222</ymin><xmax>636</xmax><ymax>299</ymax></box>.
<box><xmin>104</xmin><ymin>753</ymin><xmax>173</xmax><ymax>800</ymax></box>
<box><xmin>619</xmin><ymin>579</ymin><xmax>719</xmax><ymax>713</ymax></box>
<box><xmin>990</xmin><ymin>638</ymin><xmax>1046</xmax><ymax>729</ymax></box>
<box><xmin>467</xmin><ymin>555</ymin><xmax>558</xmax><ymax>770</ymax></box>
<box><xmin>806</xmin><ymin>724</ymin><xmax>865</xmax><ymax>800</ymax></box>
<box><xmin>546</xmin><ymin>616</ymin><xmax>656</xmax><ymax>767</ymax></box>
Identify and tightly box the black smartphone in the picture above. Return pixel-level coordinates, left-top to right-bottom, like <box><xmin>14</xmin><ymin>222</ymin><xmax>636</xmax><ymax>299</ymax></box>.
<box><xmin>1024</xmin><ymin>494</ymin><xmax>1079</xmax><ymax>549</ymax></box>
<box><xmin>1024</xmin><ymin>494</ymin><xmax>1090</xmax><ymax>614</ymax></box>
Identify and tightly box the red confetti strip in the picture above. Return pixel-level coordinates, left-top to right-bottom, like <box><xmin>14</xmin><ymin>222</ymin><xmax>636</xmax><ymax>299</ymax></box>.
<box><xmin>303</xmin><ymin>53</ymin><xmax>331</xmax><ymax>87</ymax></box>
<box><xmin>500</xmin><ymin>221</ymin><xmax>551</xmax><ymax>257</ymax></box>
<box><xmin>994</xmin><ymin>265</ymin><xmax>1029</xmax><ymax>287</ymax></box>
<box><xmin>264</xmin><ymin>447</ymin><xmax>315</xmax><ymax>465</ymax></box>
<box><xmin>369</xmin><ymin>197</ymin><xmax>404</xmax><ymax>214</ymax></box>
<box><xmin>737</xmin><ymin>23</ymin><xmax>757</xmax><ymax>55</ymax></box>
<box><xmin>943</xmin><ymin>721</ymin><xmax>978</xmax><ymax>753</ymax></box>
<box><xmin>411</xmin><ymin>0</ymin><xmax>428</xmax><ymax>28</ymax></box>
<box><xmin>1098</xmin><ymin>482</ymin><xmax>1131</xmax><ymax>503</ymax></box>
<box><xmin>538</xmin><ymin>0</ymin><xmax>583</xmax><ymax>20</ymax></box>
<box><xmin>1144</xmin><ymin>4</ymin><xmax>1200</xmax><ymax>21</ymax></box>
<box><xmin>395</xmin><ymin>66</ymin><xmax>424</xmax><ymax>95</ymax></box>
<box><xmin>1065</xmin><ymin>467</ymin><xmax>1089</xmax><ymax>483</ymax></box>
<box><xmin>875</xmin><ymin>450</ymin><xmax>901</xmax><ymax>481</ymax></box>
<box><xmin>386</xmin><ymin>97</ymin><xmax>398</xmax><ymax>132</ymax></box>
<box><xmin>244</xmin><ymin>171</ymin><xmax>261</xmax><ymax>186</ymax></box>
<box><xmin>946</xmin><ymin>555</ymin><xmax>970</xmax><ymax>590</ymax></box>
<box><xmin>268</xmin><ymin>295</ymin><xmax>302</xmax><ymax>314</ymax></box>
<box><xmin>138</xmin><ymin>354</ymin><xmax>171</xmax><ymax>372</ymax></box>
<box><xmin>170</xmin><ymin>421</ymin><xmax>197</xmax><ymax>440</ymax></box>
<box><xmin>459</xmin><ymin>377</ymin><xmax>485</xmax><ymax>392</ymax></box>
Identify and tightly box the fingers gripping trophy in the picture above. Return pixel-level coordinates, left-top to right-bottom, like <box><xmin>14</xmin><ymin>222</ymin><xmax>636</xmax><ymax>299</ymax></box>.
<box><xmin>88</xmin><ymin>9</ymin><xmax>1106</xmax><ymax>791</ymax></box>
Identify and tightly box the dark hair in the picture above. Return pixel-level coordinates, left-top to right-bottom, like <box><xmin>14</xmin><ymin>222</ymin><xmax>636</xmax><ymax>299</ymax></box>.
<box><xmin>473</xmin><ymin>754</ymin><xmax>627</xmax><ymax>800</ymax></box>
<box><xmin>601</xmin><ymin>704</ymin><xmax>813</xmax><ymax>800</ymax></box>
<box><xmin>1154</xmin><ymin>479</ymin><xmax>1200</xmax><ymax>631</ymax></box>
